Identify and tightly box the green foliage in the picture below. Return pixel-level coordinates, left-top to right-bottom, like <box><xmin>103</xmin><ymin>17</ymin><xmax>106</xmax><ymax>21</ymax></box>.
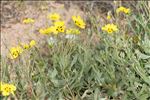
<box><xmin>1</xmin><ymin>1</ymin><xmax>150</xmax><ymax>100</ymax></box>
<box><xmin>1</xmin><ymin>32</ymin><xmax>150</xmax><ymax>99</ymax></box>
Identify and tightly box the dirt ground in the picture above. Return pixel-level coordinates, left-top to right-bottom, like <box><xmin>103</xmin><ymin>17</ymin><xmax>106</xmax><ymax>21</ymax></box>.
<box><xmin>1</xmin><ymin>1</ymin><xmax>85</xmax><ymax>57</ymax></box>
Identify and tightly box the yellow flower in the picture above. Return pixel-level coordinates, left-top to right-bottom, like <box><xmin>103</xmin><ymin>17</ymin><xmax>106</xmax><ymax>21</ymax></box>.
<box><xmin>22</xmin><ymin>43</ymin><xmax>30</xmax><ymax>49</ymax></box>
<box><xmin>72</xmin><ymin>15</ymin><xmax>86</xmax><ymax>29</ymax></box>
<box><xmin>50</xmin><ymin>26</ymin><xmax>59</xmax><ymax>35</ymax></box>
<box><xmin>124</xmin><ymin>8</ymin><xmax>130</xmax><ymax>14</ymax></box>
<box><xmin>1</xmin><ymin>83</ymin><xmax>16</xmax><ymax>96</ymax></box>
<box><xmin>23</xmin><ymin>18</ymin><xmax>35</xmax><ymax>24</ymax></box>
<box><xmin>15</xmin><ymin>46</ymin><xmax>23</xmax><ymax>54</ymax></box>
<box><xmin>20</xmin><ymin>41</ymin><xmax>35</xmax><ymax>50</ymax></box>
<box><xmin>0</xmin><ymin>82</ymin><xmax>3</xmax><ymax>91</ymax></box>
<box><xmin>54</xmin><ymin>21</ymin><xmax>66</xmax><ymax>33</ymax></box>
<box><xmin>39</xmin><ymin>27</ymin><xmax>52</xmax><ymax>35</ymax></box>
<box><xmin>66</xmin><ymin>28</ymin><xmax>80</xmax><ymax>35</ymax></box>
<box><xmin>30</xmin><ymin>40</ymin><xmax>36</xmax><ymax>47</ymax></box>
<box><xmin>9</xmin><ymin>52</ymin><xmax>19</xmax><ymax>59</ymax></box>
<box><xmin>48</xmin><ymin>13</ymin><xmax>60</xmax><ymax>21</ymax></box>
<box><xmin>54</xmin><ymin>21</ymin><xmax>65</xmax><ymax>26</ymax></box>
<box><xmin>8</xmin><ymin>46</ymin><xmax>23</xmax><ymax>59</ymax></box>
<box><xmin>39</xmin><ymin>26</ymin><xmax>59</xmax><ymax>35</ymax></box>
<box><xmin>116</xmin><ymin>6</ymin><xmax>130</xmax><ymax>14</ymax></box>
<box><xmin>107</xmin><ymin>15</ymin><xmax>111</xmax><ymax>20</ymax></box>
<box><xmin>102</xmin><ymin>24</ymin><xmax>118</xmax><ymax>34</ymax></box>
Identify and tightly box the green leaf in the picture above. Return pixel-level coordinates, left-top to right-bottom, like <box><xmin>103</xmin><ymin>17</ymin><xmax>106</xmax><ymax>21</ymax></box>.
<box><xmin>135</xmin><ymin>50</ymin><xmax>150</xmax><ymax>59</ymax></box>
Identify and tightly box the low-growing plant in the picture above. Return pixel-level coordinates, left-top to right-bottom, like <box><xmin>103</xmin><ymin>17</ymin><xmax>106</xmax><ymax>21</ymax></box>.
<box><xmin>1</xmin><ymin>1</ymin><xmax>150</xmax><ymax>100</ymax></box>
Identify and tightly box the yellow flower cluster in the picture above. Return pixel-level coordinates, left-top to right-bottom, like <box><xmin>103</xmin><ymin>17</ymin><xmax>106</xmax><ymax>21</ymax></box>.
<box><xmin>66</xmin><ymin>28</ymin><xmax>80</xmax><ymax>35</ymax></box>
<box><xmin>116</xmin><ymin>6</ymin><xmax>130</xmax><ymax>14</ymax></box>
<box><xmin>102</xmin><ymin>24</ymin><xmax>118</xmax><ymax>34</ymax></box>
<box><xmin>22</xmin><ymin>43</ymin><xmax>30</xmax><ymax>49</ymax></box>
<box><xmin>23</xmin><ymin>18</ymin><xmax>35</xmax><ymax>24</ymax></box>
<box><xmin>8</xmin><ymin>40</ymin><xmax>36</xmax><ymax>59</ymax></box>
<box><xmin>39</xmin><ymin>21</ymin><xmax>65</xmax><ymax>35</ymax></box>
<box><xmin>48</xmin><ymin>13</ymin><xmax>60</xmax><ymax>21</ymax></box>
<box><xmin>8</xmin><ymin>46</ymin><xmax>23</xmax><ymax>59</ymax></box>
<box><xmin>0</xmin><ymin>82</ymin><xmax>16</xmax><ymax>96</ymax></box>
<box><xmin>104</xmin><ymin>7</ymin><xmax>131</xmax><ymax>34</ymax></box>
<box><xmin>40</xmin><ymin>13</ymin><xmax>66</xmax><ymax>35</ymax></box>
<box><xmin>40</xmin><ymin>13</ymin><xmax>86</xmax><ymax>36</ymax></box>
<box><xmin>72</xmin><ymin>15</ymin><xmax>86</xmax><ymax>29</ymax></box>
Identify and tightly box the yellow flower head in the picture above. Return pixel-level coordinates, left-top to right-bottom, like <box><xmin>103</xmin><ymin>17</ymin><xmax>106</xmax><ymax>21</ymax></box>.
<box><xmin>15</xmin><ymin>46</ymin><xmax>23</xmax><ymax>54</ymax></box>
<box><xmin>39</xmin><ymin>27</ymin><xmax>53</xmax><ymax>35</ymax></box>
<box><xmin>8</xmin><ymin>46</ymin><xmax>23</xmax><ymax>59</ymax></box>
<box><xmin>102</xmin><ymin>24</ymin><xmax>118</xmax><ymax>34</ymax></box>
<box><xmin>66</xmin><ymin>28</ymin><xmax>80</xmax><ymax>35</ymax></box>
<box><xmin>124</xmin><ymin>8</ymin><xmax>130</xmax><ymax>14</ymax></box>
<box><xmin>116</xmin><ymin>6</ymin><xmax>130</xmax><ymax>14</ymax></box>
<box><xmin>21</xmin><ymin>43</ymin><xmax>30</xmax><ymax>49</ymax></box>
<box><xmin>107</xmin><ymin>15</ymin><xmax>111</xmax><ymax>20</ymax></box>
<box><xmin>54</xmin><ymin>21</ymin><xmax>66</xmax><ymax>33</ymax></box>
<box><xmin>72</xmin><ymin>15</ymin><xmax>86</xmax><ymax>29</ymax></box>
<box><xmin>50</xmin><ymin>26</ymin><xmax>59</xmax><ymax>35</ymax></box>
<box><xmin>48</xmin><ymin>13</ymin><xmax>60</xmax><ymax>21</ymax></box>
<box><xmin>23</xmin><ymin>18</ymin><xmax>35</xmax><ymax>24</ymax></box>
<box><xmin>39</xmin><ymin>26</ymin><xmax>59</xmax><ymax>35</ymax></box>
<box><xmin>1</xmin><ymin>83</ymin><xmax>16</xmax><ymax>96</ymax></box>
<box><xmin>9</xmin><ymin>51</ymin><xmax>19</xmax><ymax>59</ymax></box>
<box><xmin>54</xmin><ymin>21</ymin><xmax>65</xmax><ymax>26</ymax></box>
<box><xmin>30</xmin><ymin>40</ymin><xmax>36</xmax><ymax>47</ymax></box>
